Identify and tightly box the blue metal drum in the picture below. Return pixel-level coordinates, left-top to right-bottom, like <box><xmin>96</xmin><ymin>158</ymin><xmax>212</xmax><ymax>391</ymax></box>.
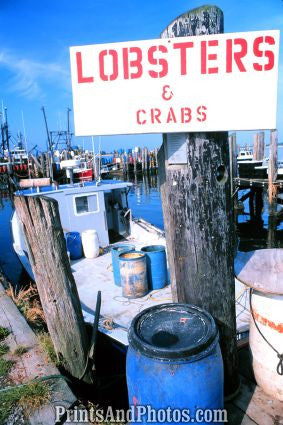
<box><xmin>111</xmin><ymin>244</ymin><xmax>135</xmax><ymax>286</ymax></box>
<box><xmin>126</xmin><ymin>303</ymin><xmax>224</xmax><ymax>424</ymax></box>
<box><xmin>141</xmin><ymin>245</ymin><xmax>168</xmax><ymax>290</ymax></box>
<box><xmin>119</xmin><ymin>251</ymin><xmax>148</xmax><ymax>298</ymax></box>
<box><xmin>65</xmin><ymin>232</ymin><xmax>83</xmax><ymax>260</ymax></box>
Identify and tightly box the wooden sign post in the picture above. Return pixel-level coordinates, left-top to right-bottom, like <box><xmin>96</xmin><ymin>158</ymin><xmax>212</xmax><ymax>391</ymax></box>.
<box><xmin>159</xmin><ymin>5</ymin><xmax>239</xmax><ymax>397</ymax></box>
<box><xmin>14</xmin><ymin>195</ymin><xmax>93</xmax><ymax>384</ymax></box>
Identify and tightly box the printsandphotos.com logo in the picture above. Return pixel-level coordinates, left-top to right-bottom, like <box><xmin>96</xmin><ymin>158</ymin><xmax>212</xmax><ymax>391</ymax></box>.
<box><xmin>55</xmin><ymin>405</ymin><xmax>228</xmax><ymax>423</ymax></box>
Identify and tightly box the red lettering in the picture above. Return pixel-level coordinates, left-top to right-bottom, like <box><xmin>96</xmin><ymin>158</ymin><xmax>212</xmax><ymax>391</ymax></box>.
<box><xmin>226</xmin><ymin>38</ymin><xmax>247</xmax><ymax>72</ymax></box>
<box><xmin>253</xmin><ymin>36</ymin><xmax>275</xmax><ymax>71</ymax></box>
<box><xmin>201</xmin><ymin>40</ymin><xmax>218</xmax><ymax>74</ymax></box>
<box><xmin>173</xmin><ymin>42</ymin><xmax>194</xmax><ymax>75</ymax></box>
<box><xmin>151</xmin><ymin>108</ymin><xmax>161</xmax><ymax>123</ymax></box>
<box><xmin>166</xmin><ymin>107</ymin><xmax>177</xmax><ymax>123</ymax></box>
<box><xmin>181</xmin><ymin>107</ymin><xmax>192</xmax><ymax>123</ymax></box>
<box><xmin>137</xmin><ymin>110</ymin><xmax>146</xmax><ymax>125</ymax></box>
<box><xmin>123</xmin><ymin>47</ymin><xmax>143</xmax><ymax>79</ymax></box>
<box><xmin>197</xmin><ymin>105</ymin><xmax>207</xmax><ymax>122</ymax></box>
<box><xmin>99</xmin><ymin>49</ymin><xmax>118</xmax><ymax>81</ymax></box>
<box><xmin>148</xmin><ymin>46</ymin><xmax>168</xmax><ymax>78</ymax></box>
<box><xmin>76</xmin><ymin>52</ymin><xmax>94</xmax><ymax>83</ymax></box>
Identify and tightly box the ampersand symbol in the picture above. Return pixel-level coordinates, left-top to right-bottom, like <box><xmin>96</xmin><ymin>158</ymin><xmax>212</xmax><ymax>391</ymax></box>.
<box><xmin>162</xmin><ymin>85</ymin><xmax>173</xmax><ymax>101</ymax></box>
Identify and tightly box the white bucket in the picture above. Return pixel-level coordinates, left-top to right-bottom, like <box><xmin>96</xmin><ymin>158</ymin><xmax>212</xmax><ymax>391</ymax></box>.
<box><xmin>81</xmin><ymin>229</ymin><xmax>99</xmax><ymax>259</ymax></box>
<box><xmin>250</xmin><ymin>290</ymin><xmax>283</xmax><ymax>401</ymax></box>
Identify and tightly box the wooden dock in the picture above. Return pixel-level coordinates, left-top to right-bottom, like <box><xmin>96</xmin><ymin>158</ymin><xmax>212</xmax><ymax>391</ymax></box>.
<box><xmin>226</xmin><ymin>346</ymin><xmax>283</xmax><ymax>424</ymax></box>
<box><xmin>235</xmin><ymin>177</ymin><xmax>283</xmax><ymax>190</ymax></box>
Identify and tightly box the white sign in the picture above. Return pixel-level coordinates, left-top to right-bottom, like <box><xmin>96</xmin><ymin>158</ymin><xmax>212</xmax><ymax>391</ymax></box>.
<box><xmin>70</xmin><ymin>30</ymin><xmax>279</xmax><ymax>136</ymax></box>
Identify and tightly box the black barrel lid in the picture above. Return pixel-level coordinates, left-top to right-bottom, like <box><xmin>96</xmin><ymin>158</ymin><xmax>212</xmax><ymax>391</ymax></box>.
<box><xmin>128</xmin><ymin>303</ymin><xmax>218</xmax><ymax>361</ymax></box>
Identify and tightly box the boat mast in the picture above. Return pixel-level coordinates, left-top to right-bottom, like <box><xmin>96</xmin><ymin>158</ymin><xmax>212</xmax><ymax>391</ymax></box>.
<box><xmin>41</xmin><ymin>106</ymin><xmax>54</xmax><ymax>180</ymax></box>
<box><xmin>66</xmin><ymin>108</ymin><xmax>72</xmax><ymax>151</ymax></box>
<box><xmin>0</xmin><ymin>106</ymin><xmax>10</xmax><ymax>161</ymax></box>
<box><xmin>21</xmin><ymin>111</ymin><xmax>31</xmax><ymax>179</ymax></box>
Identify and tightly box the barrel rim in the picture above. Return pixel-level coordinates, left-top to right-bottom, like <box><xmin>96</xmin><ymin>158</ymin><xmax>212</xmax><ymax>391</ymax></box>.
<box><xmin>66</xmin><ymin>231</ymin><xmax>80</xmax><ymax>237</ymax></box>
<box><xmin>141</xmin><ymin>245</ymin><xmax>166</xmax><ymax>253</ymax></box>
<box><xmin>128</xmin><ymin>303</ymin><xmax>218</xmax><ymax>361</ymax></box>
<box><xmin>111</xmin><ymin>244</ymin><xmax>136</xmax><ymax>253</ymax></box>
<box><xmin>118</xmin><ymin>250</ymin><xmax>145</xmax><ymax>261</ymax></box>
<box><xmin>82</xmin><ymin>229</ymin><xmax>98</xmax><ymax>235</ymax></box>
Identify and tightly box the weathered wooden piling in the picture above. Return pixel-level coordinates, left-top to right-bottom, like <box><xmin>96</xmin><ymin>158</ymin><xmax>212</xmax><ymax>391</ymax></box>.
<box><xmin>253</xmin><ymin>132</ymin><xmax>265</xmax><ymax>161</ymax></box>
<box><xmin>268</xmin><ymin>130</ymin><xmax>278</xmax><ymax>206</ymax></box>
<box><xmin>229</xmin><ymin>133</ymin><xmax>238</xmax><ymax>205</ymax></box>
<box><xmin>266</xmin><ymin>130</ymin><xmax>278</xmax><ymax>247</ymax></box>
<box><xmin>14</xmin><ymin>195</ymin><xmax>93</xmax><ymax>384</ymax></box>
<box><xmin>154</xmin><ymin>147</ymin><xmax>158</xmax><ymax>169</ymax></box>
<box><xmin>159</xmin><ymin>5</ymin><xmax>239</xmax><ymax>396</ymax></box>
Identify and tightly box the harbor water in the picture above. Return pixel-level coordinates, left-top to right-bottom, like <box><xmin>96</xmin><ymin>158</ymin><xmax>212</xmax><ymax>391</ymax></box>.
<box><xmin>2</xmin><ymin>172</ymin><xmax>283</xmax><ymax>286</ymax></box>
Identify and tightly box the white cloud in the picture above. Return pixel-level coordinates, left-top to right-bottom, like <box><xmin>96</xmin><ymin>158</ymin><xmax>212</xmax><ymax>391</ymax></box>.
<box><xmin>0</xmin><ymin>50</ymin><xmax>70</xmax><ymax>100</ymax></box>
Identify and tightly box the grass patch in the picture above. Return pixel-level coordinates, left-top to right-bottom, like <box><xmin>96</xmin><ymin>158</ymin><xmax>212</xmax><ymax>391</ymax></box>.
<box><xmin>0</xmin><ymin>380</ymin><xmax>50</xmax><ymax>423</ymax></box>
<box><xmin>13</xmin><ymin>345</ymin><xmax>28</xmax><ymax>356</ymax></box>
<box><xmin>38</xmin><ymin>332</ymin><xmax>57</xmax><ymax>364</ymax></box>
<box><xmin>6</xmin><ymin>284</ymin><xmax>46</xmax><ymax>331</ymax></box>
<box><xmin>0</xmin><ymin>343</ymin><xmax>9</xmax><ymax>356</ymax></box>
<box><xmin>0</xmin><ymin>326</ymin><xmax>10</xmax><ymax>342</ymax></box>
<box><xmin>0</xmin><ymin>358</ymin><xmax>14</xmax><ymax>377</ymax></box>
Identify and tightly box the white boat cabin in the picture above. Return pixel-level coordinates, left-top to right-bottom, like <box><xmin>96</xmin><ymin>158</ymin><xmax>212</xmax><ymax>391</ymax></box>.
<box><xmin>13</xmin><ymin>180</ymin><xmax>132</xmax><ymax>248</ymax></box>
<box><xmin>237</xmin><ymin>148</ymin><xmax>253</xmax><ymax>162</ymax></box>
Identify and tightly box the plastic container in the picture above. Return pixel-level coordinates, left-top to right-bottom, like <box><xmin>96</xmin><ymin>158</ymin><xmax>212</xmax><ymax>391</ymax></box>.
<box><xmin>119</xmin><ymin>251</ymin><xmax>148</xmax><ymax>298</ymax></box>
<box><xmin>235</xmin><ymin>249</ymin><xmax>283</xmax><ymax>401</ymax></box>
<box><xmin>250</xmin><ymin>290</ymin><xmax>283</xmax><ymax>400</ymax></box>
<box><xmin>141</xmin><ymin>245</ymin><xmax>168</xmax><ymax>290</ymax></box>
<box><xmin>65</xmin><ymin>232</ymin><xmax>83</xmax><ymax>260</ymax></box>
<box><xmin>81</xmin><ymin>229</ymin><xmax>99</xmax><ymax>259</ymax></box>
<box><xmin>111</xmin><ymin>244</ymin><xmax>135</xmax><ymax>286</ymax></box>
<box><xmin>127</xmin><ymin>303</ymin><xmax>224</xmax><ymax>424</ymax></box>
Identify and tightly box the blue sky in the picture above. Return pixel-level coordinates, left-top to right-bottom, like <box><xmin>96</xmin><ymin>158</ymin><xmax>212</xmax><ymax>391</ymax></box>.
<box><xmin>0</xmin><ymin>0</ymin><xmax>282</xmax><ymax>153</ymax></box>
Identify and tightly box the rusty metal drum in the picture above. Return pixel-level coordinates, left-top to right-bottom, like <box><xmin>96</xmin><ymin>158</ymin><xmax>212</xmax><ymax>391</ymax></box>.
<box><xmin>119</xmin><ymin>251</ymin><xmax>148</xmax><ymax>298</ymax></box>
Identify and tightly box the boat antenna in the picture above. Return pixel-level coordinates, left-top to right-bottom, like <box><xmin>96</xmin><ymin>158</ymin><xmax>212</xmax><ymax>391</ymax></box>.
<box><xmin>21</xmin><ymin>111</ymin><xmax>28</xmax><ymax>153</ymax></box>
<box><xmin>91</xmin><ymin>136</ymin><xmax>97</xmax><ymax>182</ymax></box>
<box><xmin>21</xmin><ymin>111</ymin><xmax>31</xmax><ymax>179</ymax></box>
<box><xmin>41</xmin><ymin>106</ymin><xmax>52</xmax><ymax>152</ymax></box>
<box><xmin>4</xmin><ymin>107</ymin><xmax>10</xmax><ymax>160</ymax></box>
<box><xmin>98</xmin><ymin>136</ymin><xmax>101</xmax><ymax>183</ymax></box>
<box><xmin>67</xmin><ymin>108</ymin><xmax>72</xmax><ymax>151</ymax></box>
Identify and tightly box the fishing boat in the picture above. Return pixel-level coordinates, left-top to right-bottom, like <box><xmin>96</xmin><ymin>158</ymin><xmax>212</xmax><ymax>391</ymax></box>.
<box><xmin>254</xmin><ymin>158</ymin><xmax>283</xmax><ymax>179</ymax></box>
<box><xmin>237</xmin><ymin>147</ymin><xmax>263</xmax><ymax>178</ymax></box>
<box><xmin>11</xmin><ymin>179</ymin><xmax>250</xmax><ymax>350</ymax></box>
<box><xmin>73</xmin><ymin>159</ymin><xmax>93</xmax><ymax>182</ymax></box>
<box><xmin>237</xmin><ymin>147</ymin><xmax>254</xmax><ymax>162</ymax></box>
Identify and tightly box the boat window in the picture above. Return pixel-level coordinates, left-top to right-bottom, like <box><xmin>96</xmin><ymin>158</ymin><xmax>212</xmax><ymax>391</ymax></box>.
<box><xmin>75</xmin><ymin>194</ymin><xmax>98</xmax><ymax>214</ymax></box>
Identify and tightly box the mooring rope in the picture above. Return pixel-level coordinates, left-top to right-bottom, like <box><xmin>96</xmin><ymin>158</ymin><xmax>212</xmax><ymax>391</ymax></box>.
<box><xmin>249</xmin><ymin>289</ymin><xmax>283</xmax><ymax>375</ymax></box>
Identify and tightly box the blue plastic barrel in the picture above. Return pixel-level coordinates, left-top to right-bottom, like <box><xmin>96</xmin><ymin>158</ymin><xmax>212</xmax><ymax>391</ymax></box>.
<box><xmin>111</xmin><ymin>244</ymin><xmax>135</xmax><ymax>286</ymax></box>
<box><xmin>65</xmin><ymin>232</ymin><xmax>83</xmax><ymax>260</ymax></box>
<box><xmin>127</xmin><ymin>303</ymin><xmax>224</xmax><ymax>425</ymax></box>
<box><xmin>119</xmin><ymin>251</ymin><xmax>148</xmax><ymax>298</ymax></box>
<box><xmin>141</xmin><ymin>245</ymin><xmax>168</xmax><ymax>290</ymax></box>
